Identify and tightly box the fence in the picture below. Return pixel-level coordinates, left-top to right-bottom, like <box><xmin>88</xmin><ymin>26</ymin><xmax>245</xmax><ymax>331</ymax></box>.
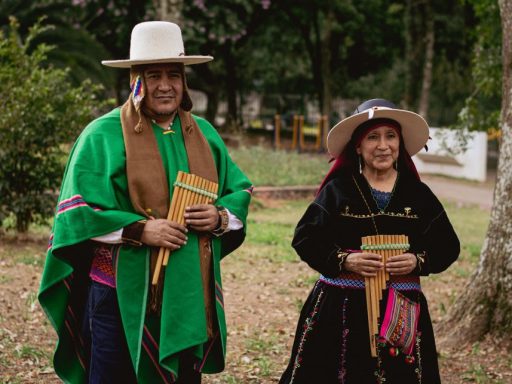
<box><xmin>274</xmin><ymin>114</ymin><xmax>328</xmax><ymax>152</ymax></box>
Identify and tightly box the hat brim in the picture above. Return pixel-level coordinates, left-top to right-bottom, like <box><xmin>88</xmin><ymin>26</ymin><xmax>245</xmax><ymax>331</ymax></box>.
<box><xmin>326</xmin><ymin>107</ymin><xmax>429</xmax><ymax>157</ymax></box>
<box><xmin>101</xmin><ymin>55</ymin><xmax>213</xmax><ymax>68</ymax></box>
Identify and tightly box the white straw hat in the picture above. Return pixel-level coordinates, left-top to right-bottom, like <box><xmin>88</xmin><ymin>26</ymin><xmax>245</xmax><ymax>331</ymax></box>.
<box><xmin>102</xmin><ymin>21</ymin><xmax>213</xmax><ymax>68</ymax></box>
<box><xmin>327</xmin><ymin>99</ymin><xmax>430</xmax><ymax>157</ymax></box>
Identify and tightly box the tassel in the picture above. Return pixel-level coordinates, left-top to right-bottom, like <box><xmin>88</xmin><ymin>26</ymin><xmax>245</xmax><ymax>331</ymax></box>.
<box><xmin>135</xmin><ymin>115</ymin><xmax>143</xmax><ymax>133</ymax></box>
<box><xmin>131</xmin><ymin>75</ymin><xmax>144</xmax><ymax>111</ymax></box>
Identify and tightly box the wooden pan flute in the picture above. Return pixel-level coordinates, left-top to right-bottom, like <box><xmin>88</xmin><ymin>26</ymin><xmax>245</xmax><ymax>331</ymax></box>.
<box><xmin>151</xmin><ymin>171</ymin><xmax>219</xmax><ymax>286</ymax></box>
<box><xmin>361</xmin><ymin>234</ymin><xmax>410</xmax><ymax>357</ymax></box>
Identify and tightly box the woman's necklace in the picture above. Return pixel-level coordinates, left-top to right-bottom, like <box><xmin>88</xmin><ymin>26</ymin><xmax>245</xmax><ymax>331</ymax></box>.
<box><xmin>366</xmin><ymin>172</ymin><xmax>399</xmax><ymax>213</ymax></box>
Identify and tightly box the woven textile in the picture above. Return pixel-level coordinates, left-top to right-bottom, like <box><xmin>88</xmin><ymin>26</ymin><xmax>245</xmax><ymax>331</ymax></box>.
<box><xmin>379</xmin><ymin>287</ymin><xmax>420</xmax><ymax>355</ymax></box>
<box><xmin>89</xmin><ymin>245</ymin><xmax>116</xmax><ymax>288</ymax></box>
<box><xmin>319</xmin><ymin>273</ymin><xmax>421</xmax><ymax>291</ymax></box>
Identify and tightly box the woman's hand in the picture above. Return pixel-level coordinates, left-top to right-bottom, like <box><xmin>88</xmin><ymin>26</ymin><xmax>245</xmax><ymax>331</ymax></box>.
<box><xmin>386</xmin><ymin>253</ymin><xmax>417</xmax><ymax>275</ymax></box>
<box><xmin>184</xmin><ymin>204</ymin><xmax>219</xmax><ymax>232</ymax></box>
<box><xmin>141</xmin><ymin>219</ymin><xmax>188</xmax><ymax>249</ymax></box>
<box><xmin>344</xmin><ymin>252</ymin><xmax>384</xmax><ymax>277</ymax></box>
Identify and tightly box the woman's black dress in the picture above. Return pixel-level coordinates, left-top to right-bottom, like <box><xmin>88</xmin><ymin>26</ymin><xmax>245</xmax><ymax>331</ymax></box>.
<box><xmin>279</xmin><ymin>172</ymin><xmax>460</xmax><ymax>384</ymax></box>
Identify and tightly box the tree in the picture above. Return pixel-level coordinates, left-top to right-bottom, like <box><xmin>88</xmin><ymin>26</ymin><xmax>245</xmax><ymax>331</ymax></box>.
<box><xmin>0</xmin><ymin>18</ymin><xmax>112</xmax><ymax>232</ymax></box>
<box><xmin>453</xmin><ymin>0</ymin><xmax>501</xmax><ymax>133</ymax></box>
<box><xmin>438</xmin><ymin>0</ymin><xmax>512</xmax><ymax>345</ymax></box>
<box><xmin>0</xmin><ymin>0</ymin><xmax>113</xmax><ymax>88</ymax></box>
<box><xmin>183</xmin><ymin>0</ymin><xmax>272</xmax><ymax>130</ymax></box>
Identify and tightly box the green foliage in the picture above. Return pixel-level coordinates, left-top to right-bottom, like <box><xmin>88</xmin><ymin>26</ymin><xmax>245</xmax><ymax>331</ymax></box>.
<box><xmin>0</xmin><ymin>18</ymin><xmax>113</xmax><ymax>232</ymax></box>
<box><xmin>455</xmin><ymin>0</ymin><xmax>501</xmax><ymax>132</ymax></box>
<box><xmin>1</xmin><ymin>0</ymin><xmax>157</xmax><ymax>101</ymax></box>
<box><xmin>0</xmin><ymin>0</ymin><xmax>114</xmax><ymax>88</ymax></box>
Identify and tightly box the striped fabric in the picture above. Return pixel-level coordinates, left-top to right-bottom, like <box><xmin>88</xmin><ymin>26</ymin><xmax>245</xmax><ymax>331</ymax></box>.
<box><xmin>57</xmin><ymin>194</ymin><xmax>101</xmax><ymax>215</ymax></box>
<box><xmin>62</xmin><ymin>275</ymin><xmax>88</xmax><ymax>371</ymax></box>
<box><xmin>142</xmin><ymin>326</ymin><xmax>175</xmax><ymax>384</ymax></box>
<box><xmin>379</xmin><ymin>287</ymin><xmax>420</xmax><ymax>355</ymax></box>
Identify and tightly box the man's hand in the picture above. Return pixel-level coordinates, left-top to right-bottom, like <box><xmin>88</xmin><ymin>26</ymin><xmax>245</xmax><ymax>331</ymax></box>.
<box><xmin>343</xmin><ymin>252</ymin><xmax>384</xmax><ymax>277</ymax></box>
<box><xmin>140</xmin><ymin>219</ymin><xmax>188</xmax><ymax>249</ymax></box>
<box><xmin>184</xmin><ymin>204</ymin><xmax>219</xmax><ymax>232</ymax></box>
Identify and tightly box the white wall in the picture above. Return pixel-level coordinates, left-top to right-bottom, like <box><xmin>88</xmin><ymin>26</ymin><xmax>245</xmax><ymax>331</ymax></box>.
<box><xmin>413</xmin><ymin>127</ymin><xmax>488</xmax><ymax>182</ymax></box>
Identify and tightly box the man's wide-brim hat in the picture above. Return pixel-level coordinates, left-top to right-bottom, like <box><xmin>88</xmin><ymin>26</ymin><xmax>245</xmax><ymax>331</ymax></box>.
<box><xmin>102</xmin><ymin>21</ymin><xmax>213</xmax><ymax>68</ymax></box>
<box><xmin>326</xmin><ymin>99</ymin><xmax>430</xmax><ymax>157</ymax></box>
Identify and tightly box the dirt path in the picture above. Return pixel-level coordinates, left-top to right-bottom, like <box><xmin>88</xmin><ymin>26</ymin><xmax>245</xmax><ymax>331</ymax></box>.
<box><xmin>421</xmin><ymin>173</ymin><xmax>495</xmax><ymax>211</ymax></box>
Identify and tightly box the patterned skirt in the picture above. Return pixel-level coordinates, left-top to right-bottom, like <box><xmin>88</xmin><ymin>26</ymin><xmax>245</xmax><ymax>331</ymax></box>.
<box><xmin>279</xmin><ymin>274</ymin><xmax>441</xmax><ymax>384</ymax></box>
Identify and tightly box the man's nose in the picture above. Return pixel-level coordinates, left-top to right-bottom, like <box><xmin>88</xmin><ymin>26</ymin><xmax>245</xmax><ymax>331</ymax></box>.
<box><xmin>157</xmin><ymin>80</ymin><xmax>172</xmax><ymax>90</ymax></box>
<box><xmin>157</xmin><ymin>76</ymin><xmax>173</xmax><ymax>90</ymax></box>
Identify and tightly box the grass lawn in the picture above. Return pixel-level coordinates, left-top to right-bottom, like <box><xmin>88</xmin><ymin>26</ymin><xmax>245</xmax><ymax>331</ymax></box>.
<box><xmin>229</xmin><ymin>146</ymin><xmax>331</xmax><ymax>187</ymax></box>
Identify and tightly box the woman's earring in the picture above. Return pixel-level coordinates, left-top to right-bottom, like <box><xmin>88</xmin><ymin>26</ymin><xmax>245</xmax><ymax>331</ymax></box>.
<box><xmin>359</xmin><ymin>156</ymin><xmax>363</xmax><ymax>174</ymax></box>
<box><xmin>394</xmin><ymin>159</ymin><xmax>398</xmax><ymax>170</ymax></box>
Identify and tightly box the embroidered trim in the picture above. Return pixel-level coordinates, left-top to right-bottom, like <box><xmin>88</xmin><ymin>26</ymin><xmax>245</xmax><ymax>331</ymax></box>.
<box><xmin>319</xmin><ymin>275</ymin><xmax>421</xmax><ymax>291</ymax></box>
<box><xmin>339</xmin><ymin>211</ymin><xmax>419</xmax><ymax>219</ymax></box>
<box><xmin>47</xmin><ymin>233</ymin><xmax>54</xmax><ymax>250</ymax></box>
<box><xmin>337</xmin><ymin>295</ymin><xmax>349</xmax><ymax>383</ymax></box>
<box><xmin>244</xmin><ymin>186</ymin><xmax>254</xmax><ymax>194</ymax></box>
<box><xmin>215</xmin><ymin>281</ymin><xmax>224</xmax><ymax>309</ymax></box>
<box><xmin>142</xmin><ymin>326</ymin><xmax>175</xmax><ymax>383</ymax></box>
<box><xmin>62</xmin><ymin>275</ymin><xmax>88</xmax><ymax>371</ymax></box>
<box><xmin>320</xmin><ymin>274</ymin><xmax>366</xmax><ymax>289</ymax></box>
<box><xmin>374</xmin><ymin>343</ymin><xmax>386</xmax><ymax>383</ymax></box>
<box><xmin>414</xmin><ymin>331</ymin><xmax>423</xmax><ymax>384</ymax></box>
<box><xmin>57</xmin><ymin>195</ymin><xmax>102</xmax><ymax>215</ymax></box>
<box><xmin>195</xmin><ymin>331</ymin><xmax>219</xmax><ymax>372</ymax></box>
<box><xmin>289</xmin><ymin>287</ymin><xmax>325</xmax><ymax>383</ymax></box>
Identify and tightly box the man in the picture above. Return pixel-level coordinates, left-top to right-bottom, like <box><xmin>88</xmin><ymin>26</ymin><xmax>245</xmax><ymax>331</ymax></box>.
<box><xmin>38</xmin><ymin>21</ymin><xmax>252</xmax><ymax>383</ymax></box>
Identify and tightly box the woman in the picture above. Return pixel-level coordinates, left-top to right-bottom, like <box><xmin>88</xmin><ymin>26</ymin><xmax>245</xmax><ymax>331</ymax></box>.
<box><xmin>279</xmin><ymin>99</ymin><xmax>460</xmax><ymax>384</ymax></box>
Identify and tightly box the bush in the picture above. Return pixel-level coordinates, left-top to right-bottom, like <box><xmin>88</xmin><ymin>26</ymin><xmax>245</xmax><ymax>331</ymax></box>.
<box><xmin>0</xmin><ymin>18</ymin><xmax>113</xmax><ymax>232</ymax></box>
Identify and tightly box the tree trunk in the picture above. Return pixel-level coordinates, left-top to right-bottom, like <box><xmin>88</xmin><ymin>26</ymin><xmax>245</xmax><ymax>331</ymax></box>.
<box><xmin>403</xmin><ymin>0</ymin><xmax>424</xmax><ymax>110</ymax></box>
<box><xmin>418</xmin><ymin>0</ymin><xmax>434</xmax><ymax>119</ymax></box>
<box><xmin>205</xmin><ymin>90</ymin><xmax>219</xmax><ymax>125</ymax></box>
<box><xmin>311</xmin><ymin>12</ymin><xmax>324</xmax><ymax>115</ymax></box>
<box><xmin>437</xmin><ymin>0</ymin><xmax>512</xmax><ymax>347</ymax></box>
<box><xmin>224</xmin><ymin>44</ymin><xmax>239</xmax><ymax>132</ymax></box>
<box><xmin>320</xmin><ymin>7</ymin><xmax>333</xmax><ymax>119</ymax></box>
<box><xmin>403</xmin><ymin>0</ymin><xmax>414</xmax><ymax>109</ymax></box>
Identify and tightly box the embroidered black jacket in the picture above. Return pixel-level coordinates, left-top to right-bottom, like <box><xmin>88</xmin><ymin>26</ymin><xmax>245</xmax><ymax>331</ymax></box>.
<box><xmin>292</xmin><ymin>172</ymin><xmax>460</xmax><ymax>278</ymax></box>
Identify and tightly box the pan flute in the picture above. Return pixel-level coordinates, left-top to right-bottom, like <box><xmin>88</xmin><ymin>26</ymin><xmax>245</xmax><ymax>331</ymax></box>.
<box><xmin>151</xmin><ymin>171</ymin><xmax>219</xmax><ymax>285</ymax></box>
<box><xmin>361</xmin><ymin>234</ymin><xmax>410</xmax><ymax>357</ymax></box>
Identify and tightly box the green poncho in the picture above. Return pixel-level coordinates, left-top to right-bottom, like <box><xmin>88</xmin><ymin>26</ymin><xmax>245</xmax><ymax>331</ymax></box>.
<box><xmin>38</xmin><ymin>108</ymin><xmax>252</xmax><ymax>383</ymax></box>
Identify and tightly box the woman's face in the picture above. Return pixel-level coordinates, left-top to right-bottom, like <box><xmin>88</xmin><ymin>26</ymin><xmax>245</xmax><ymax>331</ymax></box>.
<box><xmin>356</xmin><ymin>125</ymin><xmax>400</xmax><ymax>172</ymax></box>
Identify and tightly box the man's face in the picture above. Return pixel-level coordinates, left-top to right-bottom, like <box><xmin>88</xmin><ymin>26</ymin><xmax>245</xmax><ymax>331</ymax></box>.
<box><xmin>143</xmin><ymin>63</ymin><xmax>183</xmax><ymax>117</ymax></box>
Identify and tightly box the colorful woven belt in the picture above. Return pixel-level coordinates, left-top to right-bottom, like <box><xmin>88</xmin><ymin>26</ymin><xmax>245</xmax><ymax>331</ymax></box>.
<box><xmin>319</xmin><ymin>273</ymin><xmax>421</xmax><ymax>291</ymax></box>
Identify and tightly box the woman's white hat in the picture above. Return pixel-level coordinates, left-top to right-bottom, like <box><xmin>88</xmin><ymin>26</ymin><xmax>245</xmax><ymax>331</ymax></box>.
<box><xmin>326</xmin><ymin>99</ymin><xmax>430</xmax><ymax>157</ymax></box>
<box><xmin>102</xmin><ymin>21</ymin><xmax>213</xmax><ymax>68</ymax></box>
